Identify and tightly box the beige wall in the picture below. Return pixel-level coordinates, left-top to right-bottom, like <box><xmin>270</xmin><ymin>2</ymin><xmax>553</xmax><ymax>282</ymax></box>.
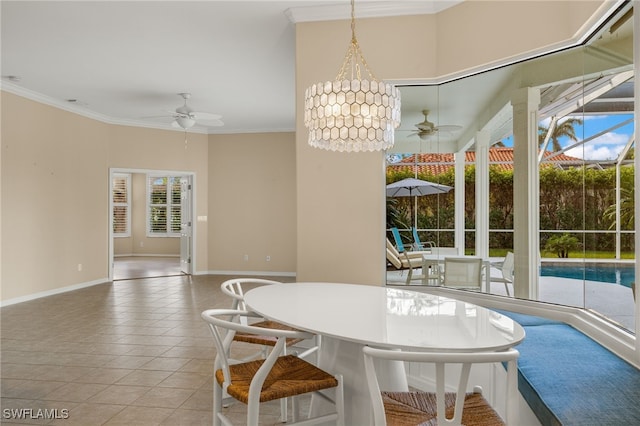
<box><xmin>0</xmin><ymin>91</ymin><xmax>295</xmax><ymax>303</ymax></box>
<box><xmin>435</xmin><ymin>1</ymin><xmax>605</xmax><ymax>78</ymax></box>
<box><xmin>208</xmin><ymin>133</ymin><xmax>296</xmax><ymax>275</ymax></box>
<box><xmin>1</xmin><ymin>92</ymin><xmax>209</xmax><ymax>302</ymax></box>
<box><xmin>1</xmin><ymin>92</ymin><xmax>110</xmax><ymax>301</ymax></box>
<box><xmin>294</xmin><ymin>1</ymin><xmax>608</xmax><ymax>285</ymax></box>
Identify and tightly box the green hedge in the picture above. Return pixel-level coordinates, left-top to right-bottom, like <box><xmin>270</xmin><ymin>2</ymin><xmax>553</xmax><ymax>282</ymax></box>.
<box><xmin>387</xmin><ymin>165</ymin><xmax>634</xmax><ymax>253</ymax></box>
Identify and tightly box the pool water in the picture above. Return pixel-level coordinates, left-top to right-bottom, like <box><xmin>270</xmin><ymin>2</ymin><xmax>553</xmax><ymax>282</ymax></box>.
<box><xmin>540</xmin><ymin>263</ymin><xmax>635</xmax><ymax>288</ymax></box>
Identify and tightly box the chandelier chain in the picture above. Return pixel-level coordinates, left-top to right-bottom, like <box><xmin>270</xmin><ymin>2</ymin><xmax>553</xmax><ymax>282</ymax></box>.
<box><xmin>334</xmin><ymin>0</ymin><xmax>377</xmax><ymax>82</ymax></box>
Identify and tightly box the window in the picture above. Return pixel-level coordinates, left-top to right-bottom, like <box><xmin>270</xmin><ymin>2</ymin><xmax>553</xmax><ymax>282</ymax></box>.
<box><xmin>147</xmin><ymin>175</ymin><xmax>182</xmax><ymax>237</ymax></box>
<box><xmin>385</xmin><ymin>5</ymin><xmax>635</xmax><ymax>333</ymax></box>
<box><xmin>112</xmin><ymin>173</ymin><xmax>131</xmax><ymax>237</ymax></box>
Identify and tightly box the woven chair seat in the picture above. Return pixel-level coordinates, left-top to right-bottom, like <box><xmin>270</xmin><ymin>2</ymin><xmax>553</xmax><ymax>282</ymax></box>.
<box><xmin>233</xmin><ymin>320</ymin><xmax>304</xmax><ymax>347</ymax></box>
<box><xmin>215</xmin><ymin>354</ymin><xmax>338</xmax><ymax>404</ymax></box>
<box><xmin>382</xmin><ymin>391</ymin><xmax>505</xmax><ymax>426</ymax></box>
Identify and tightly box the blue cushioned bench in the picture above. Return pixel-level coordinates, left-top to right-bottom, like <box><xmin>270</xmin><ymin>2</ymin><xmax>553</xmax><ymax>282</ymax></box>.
<box><xmin>496</xmin><ymin>310</ymin><xmax>640</xmax><ymax>425</ymax></box>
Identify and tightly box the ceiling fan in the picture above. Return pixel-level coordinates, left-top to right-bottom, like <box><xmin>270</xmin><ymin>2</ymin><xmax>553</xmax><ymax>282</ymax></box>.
<box><xmin>406</xmin><ymin>109</ymin><xmax>461</xmax><ymax>140</ymax></box>
<box><xmin>166</xmin><ymin>93</ymin><xmax>223</xmax><ymax>130</ymax></box>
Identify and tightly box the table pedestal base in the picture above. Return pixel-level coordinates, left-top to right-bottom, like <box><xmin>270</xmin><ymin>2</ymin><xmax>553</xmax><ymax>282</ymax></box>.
<box><xmin>310</xmin><ymin>336</ymin><xmax>408</xmax><ymax>425</ymax></box>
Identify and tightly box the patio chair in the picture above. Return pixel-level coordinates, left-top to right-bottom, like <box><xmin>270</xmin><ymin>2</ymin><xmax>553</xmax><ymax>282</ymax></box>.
<box><xmin>202</xmin><ymin>309</ymin><xmax>344</xmax><ymax>426</ymax></box>
<box><xmin>390</xmin><ymin>227</ymin><xmax>410</xmax><ymax>253</ymax></box>
<box><xmin>362</xmin><ymin>346</ymin><xmax>519</xmax><ymax>425</ymax></box>
<box><xmin>411</xmin><ymin>227</ymin><xmax>435</xmax><ymax>251</ymax></box>
<box><xmin>386</xmin><ymin>238</ymin><xmax>430</xmax><ymax>285</ymax></box>
<box><xmin>490</xmin><ymin>252</ymin><xmax>515</xmax><ymax>296</ymax></box>
<box><xmin>442</xmin><ymin>256</ymin><xmax>484</xmax><ymax>291</ymax></box>
<box><xmin>430</xmin><ymin>246</ymin><xmax>460</xmax><ymax>257</ymax></box>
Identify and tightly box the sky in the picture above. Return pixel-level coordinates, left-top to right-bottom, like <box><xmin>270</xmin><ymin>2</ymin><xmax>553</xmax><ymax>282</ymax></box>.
<box><xmin>563</xmin><ymin>114</ymin><xmax>634</xmax><ymax>161</ymax></box>
<box><xmin>502</xmin><ymin>114</ymin><xmax>634</xmax><ymax>161</ymax></box>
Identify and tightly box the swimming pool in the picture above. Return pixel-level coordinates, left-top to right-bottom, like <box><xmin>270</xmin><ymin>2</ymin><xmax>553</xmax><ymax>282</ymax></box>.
<box><xmin>540</xmin><ymin>263</ymin><xmax>635</xmax><ymax>288</ymax></box>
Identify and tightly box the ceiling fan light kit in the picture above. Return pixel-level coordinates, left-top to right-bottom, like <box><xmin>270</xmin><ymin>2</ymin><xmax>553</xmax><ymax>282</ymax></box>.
<box><xmin>170</xmin><ymin>92</ymin><xmax>224</xmax><ymax>130</ymax></box>
<box><xmin>176</xmin><ymin>116</ymin><xmax>196</xmax><ymax>129</ymax></box>
<box><xmin>303</xmin><ymin>0</ymin><xmax>401</xmax><ymax>153</ymax></box>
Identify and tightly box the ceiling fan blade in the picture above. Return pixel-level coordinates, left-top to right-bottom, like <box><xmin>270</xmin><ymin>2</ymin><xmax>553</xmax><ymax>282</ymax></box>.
<box><xmin>197</xmin><ymin>119</ymin><xmax>225</xmax><ymax>127</ymax></box>
<box><xmin>144</xmin><ymin>94</ymin><xmax>225</xmax><ymax>130</ymax></box>
<box><xmin>435</xmin><ymin>125</ymin><xmax>462</xmax><ymax>132</ymax></box>
<box><xmin>141</xmin><ymin>114</ymin><xmax>173</xmax><ymax>119</ymax></box>
<box><xmin>192</xmin><ymin>111</ymin><xmax>222</xmax><ymax>121</ymax></box>
<box><xmin>397</xmin><ymin>131</ymin><xmax>422</xmax><ymax>138</ymax></box>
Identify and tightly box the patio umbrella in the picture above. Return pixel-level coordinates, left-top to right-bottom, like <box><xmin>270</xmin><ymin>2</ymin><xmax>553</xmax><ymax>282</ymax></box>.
<box><xmin>386</xmin><ymin>177</ymin><xmax>452</xmax><ymax>227</ymax></box>
<box><xmin>386</xmin><ymin>177</ymin><xmax>453</xmax><ymax>197</ymax></box>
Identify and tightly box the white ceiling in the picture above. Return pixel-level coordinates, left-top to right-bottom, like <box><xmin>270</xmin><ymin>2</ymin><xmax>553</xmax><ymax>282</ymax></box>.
<box><xmin>1</xmin><ymin>0</ymin><xmax>461</xmax><ymax>134</ymax></box>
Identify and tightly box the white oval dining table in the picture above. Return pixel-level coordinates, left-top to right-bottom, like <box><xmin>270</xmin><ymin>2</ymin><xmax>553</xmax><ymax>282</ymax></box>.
<box><xmin>244</xmin><ymin>282</ymin><xmax>525</xmax><ymax>425</ymax></box>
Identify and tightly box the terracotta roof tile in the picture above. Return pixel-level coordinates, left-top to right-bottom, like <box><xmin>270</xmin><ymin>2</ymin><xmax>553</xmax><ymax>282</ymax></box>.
<box><xmin>387</xmin><ymin>147</ymin><xmax>583</xmax><ymax>175</ymax></box>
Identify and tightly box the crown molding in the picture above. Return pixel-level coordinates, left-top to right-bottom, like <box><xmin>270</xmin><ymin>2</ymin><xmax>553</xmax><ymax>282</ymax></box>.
<box><xmin>285</xmin><ymin>1</ymin><xmax>462</xmax><ymax>23</ymax></box>
<box><xmin>2</xmin><ymin>81</ymin><xmax>292</xmax><ymax>135</ymax></box>
<box><xmin>1</xmin><ymin>81</ymin><xmax>111</xmax><ymax>123</ymax></box>
<box><xmin>1</xmin><ymin>81</ymin><xmax>209</xmax><ymax>134</ymax></box>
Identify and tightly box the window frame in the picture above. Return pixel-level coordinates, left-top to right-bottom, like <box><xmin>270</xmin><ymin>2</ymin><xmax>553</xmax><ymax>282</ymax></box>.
<box><xmin>146</xmin><ymin>174</ymin><xmax>182</xmax><ymax>237</ymax></box>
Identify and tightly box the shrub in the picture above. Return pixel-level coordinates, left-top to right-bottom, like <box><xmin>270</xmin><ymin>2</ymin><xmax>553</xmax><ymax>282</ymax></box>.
<box><xmin>544</xmin><ymin>233</ymin><xmax>580</xmax><ymax>258</ymax></box>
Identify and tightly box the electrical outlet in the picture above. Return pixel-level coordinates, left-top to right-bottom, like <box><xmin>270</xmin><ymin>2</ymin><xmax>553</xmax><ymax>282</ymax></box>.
<box><xmin>244</xmin><ymin>254</ymin><xmax>249</xmax><ymax>261</ymax></box>
<box><xmin>77</xmin><ymin>263</ymin><xmax>83</xmax><ymax>271</ymax></box>
<box><xmin>266</xmin><ymin>256</ymin><xmax>271</xmax><ymax>262</ymax></box>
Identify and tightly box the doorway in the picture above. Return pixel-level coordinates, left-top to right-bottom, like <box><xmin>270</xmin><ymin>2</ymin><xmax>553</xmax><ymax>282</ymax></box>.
<box><xmin>109</xmin><ymin>168</ymin><xmax>195</xmax><ymax>281</ymax></box>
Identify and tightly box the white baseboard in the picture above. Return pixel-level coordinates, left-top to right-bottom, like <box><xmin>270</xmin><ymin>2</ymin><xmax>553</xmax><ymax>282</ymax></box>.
<box><xmin>1</xmin><ymin>278</ymin><xmax>108</xmax><ymax>307</ymax></box>
<box><xmin>114</xmin><ymin>254</ymin><xmax>179</xmax><ymax>258</ymax></box>
<box><xmin>1</xmin><ymin>270</ymin><xmax>296</xmax><ymax>307</ymax></box>
<box><xmin>203</xmin><ymin>270</ymin><xmax>296</xmax><ymax>277</ymax></box>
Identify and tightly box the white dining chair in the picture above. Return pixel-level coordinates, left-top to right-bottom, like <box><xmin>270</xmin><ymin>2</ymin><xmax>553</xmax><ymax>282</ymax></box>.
<box><xmin>362</xmin><ymin>346</ymin><xmax>519</xmax><ymax>426</ymax></box>
<box><xmin>220</xmin><ymin>278</ymin><xmax>319</xmax><ymax>422</ymax></box>
<box><xmin>220</xmin><ymin>278</ymin><xmax>319</xmax><ymax>360</ymax></box>
<box><xmin>221</xmin><ymin>278</ymin><xmax>283</xmax><ymax>312</ymax></box>
<box><xmin>202</xmin><ymin>309</ymin><xmax>344</xmax><ymax>426</ymax></box>
<box><xmin>442</xmin><ymin>256</ymin><xmax>484</xmax><ymax>291</ymax></box>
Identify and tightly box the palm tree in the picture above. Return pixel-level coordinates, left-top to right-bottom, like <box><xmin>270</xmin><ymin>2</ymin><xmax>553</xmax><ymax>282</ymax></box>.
<box><xmin>604</xmin><ymin>187</ymin><xmax>634</xmax><ymax>229</ymax></box>
<box><xmin>538</xmin><ymin>117</ymin><xmax>583</xmax><ymax>152</ymax></box>
<box><xmin>386</xmin><ymin>197</ymin><xmax>411</xmax><ymax>230</ymax></box>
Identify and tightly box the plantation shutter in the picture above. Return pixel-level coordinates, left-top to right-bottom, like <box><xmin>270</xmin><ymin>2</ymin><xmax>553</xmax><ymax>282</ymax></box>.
<box><xmin>112</xmin><ymin>174</ymin><xmax>130</xmax><ymax>236</ymax></box>
<box><xmin>148</xmin><ymin>175</ymin><xmax>182</xmax><ymax>236</ymax></box>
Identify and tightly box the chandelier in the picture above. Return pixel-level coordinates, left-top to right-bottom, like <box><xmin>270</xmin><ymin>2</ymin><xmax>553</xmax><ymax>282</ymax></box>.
<box><xmin>303</xmin><ymin>0</ymin><xmax>401</xmax><ymax>153</ymax></box>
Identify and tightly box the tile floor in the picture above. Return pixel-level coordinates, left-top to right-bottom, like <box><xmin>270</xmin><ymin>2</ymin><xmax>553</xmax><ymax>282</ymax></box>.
<box><xmin>112</xmin><ymin>257</ymin><xmax>182</xmax><ymax>281</ymax></box>
<box><xmin>0</xmin><ymin>273</ymin><xmax>297</xmax><ymax>425</ymax></box>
